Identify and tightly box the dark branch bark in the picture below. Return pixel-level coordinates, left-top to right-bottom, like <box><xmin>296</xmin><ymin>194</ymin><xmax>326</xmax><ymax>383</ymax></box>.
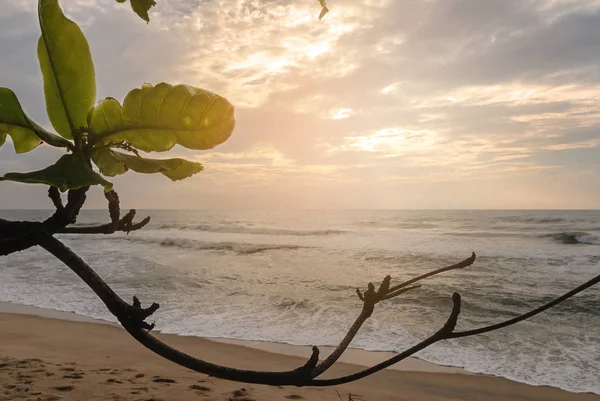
<box><xmin>449</xmin><ymin>273</ymin><xmax>600</xmax><ymax>338</ymax></box>
<box><xmin>0</xmin><ymin>186</ymin><xmax>89</xmax><ymax>255</ymax></box>
<box><xmin>38</xmin><ymin>234</ymin><xmax>324</xmax><ymax>386</ymax></box>
<box><xmin>30</xmin><ymin>238</ymin><xmax>600</xmax><ymax>386</ymax></box>
<box><xmin>57</xmin><ymin>190</ymin><xmax>150</xmax><ymax>234</ymax></box>
<box><xmin>0</xmin><ymin>230</ymin><xmax>46</xmax><ymax>256</ymax></box>
<box><xmin>309</xmin><ymin>270</ymin><xmax>600</xmax><ymax>386</ymax></box>
<box><xmin>310</xmin><ymin>255</ymin><xmax>474</xmax><ymax>378</ymax></box>
<box><xmin>48</xmin><ymin>187</ymin><xmax>64</xmax><ymax>211</ymax></box>
<box><xmin>2</xmin><ymin>185</ymin><xmax>598</xmax><ymax>387</ymax></box>
<box><xmin>386</xmin><ymin>252</ymin><xmax>476</xmax><ymax>294</ymax></box>
<box><xmin>57</xmin><ymin>214</ymin><xmax>151</xmax><ymax>234</ymax></box>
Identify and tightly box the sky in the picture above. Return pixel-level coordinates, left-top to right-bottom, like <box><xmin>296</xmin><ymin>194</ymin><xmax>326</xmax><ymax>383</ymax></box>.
<box><xmin>1</xmin><ymin>0</ymin><xmax>600</xmax><ymax>209</ymax></box>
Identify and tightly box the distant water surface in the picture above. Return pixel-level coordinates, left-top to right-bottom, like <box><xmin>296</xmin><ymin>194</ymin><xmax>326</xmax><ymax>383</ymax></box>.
<box><xmin>0</xmin><ymin>209</ymin><xmax>599</xmax><ymax>393</ymax></box>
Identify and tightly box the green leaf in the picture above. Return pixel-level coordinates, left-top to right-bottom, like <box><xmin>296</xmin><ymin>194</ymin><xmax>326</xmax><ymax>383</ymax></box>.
<box><xmin>115</xmin><ymin>0</ymin><xmax>156</xmax><ymax>23</ymax></box>
<box><xmin>0</xmin><ymin>154</ymin><xmax>112</xmax><ymax>191</ymax></box>
<box><xmin>0</xmin><ymin>87</ymin><xmax>42</xmax><ymax>153</ymax></box>
<box><xmin>91</xmin><ymin>147</ymin><xmax>203</xmax><ymax>181</ymax></box>
<box><xmin>0</xmin><ymin>87</ymin><xmax>72</xmax><ymax>152</ymax></box>
<box><xmin>38</xmin><ymin>0</ymin><xmax>96</xmax><ymax>139</ymax></box>
<box><xmin>131</xmin><ymin>0</ymin><xmax>156</xmax><ymax>23</ymax></box>
<box><xmin>89</xmin><ymin>83</ymin><xmax>235</xmax><ymax>152</ymax></box>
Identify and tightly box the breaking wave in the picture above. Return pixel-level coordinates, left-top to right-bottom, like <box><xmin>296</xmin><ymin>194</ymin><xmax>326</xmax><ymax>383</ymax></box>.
<box><xmin>542</xmin><ymin>232</ymin><xmax>600</xmax><ymax>245</ymax></box>
<box><xmin>496</xmin><ymin>216</ymin><xmax>567</xmax><ymax>224</ymax></box>
<box><xmin>157</xmin><ymin>224</ymin><xmax>345</xmax><ymax>237</ymax></box>
<box><xmin>117</xmin><ymin>236</ymin><xmax>308</xmax><ymax>254</ymax></box>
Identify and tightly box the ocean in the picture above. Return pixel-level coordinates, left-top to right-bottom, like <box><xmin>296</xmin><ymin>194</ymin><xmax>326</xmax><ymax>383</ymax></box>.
<box><xmin>0</xmin><ymin>209</ymin><xmax>599</xmax><ymax>393</ymax></box>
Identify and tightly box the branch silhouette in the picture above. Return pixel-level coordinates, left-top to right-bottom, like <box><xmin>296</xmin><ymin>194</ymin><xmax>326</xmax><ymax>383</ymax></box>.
<box><xmin>3</xmin><ymin>201</ymin><xmax>595</xmax><ymax>387</ymax></box>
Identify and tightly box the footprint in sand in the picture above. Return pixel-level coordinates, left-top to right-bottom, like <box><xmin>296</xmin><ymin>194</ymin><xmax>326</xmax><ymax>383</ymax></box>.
<box><xmin>63</xmin><ymin>373</ymin><xmax>84</xmax><ymax>379</ymax></box>
<box><xmin>229</xmin><ymin>388</ymin><xmax>256</xmax><ymax>401</ymax></box>
<box><xmin>152</xmin><ymin>378</ymin><xmax>176</xmax><ymax>383</ymax></box>
<box><xmin>55</xmin><ymin>385</ymin><xmax>75</xmax><ymax>391</ymax></box>
<box><xmin>284</xmin><ymin>395</ymin><xmax>304</xmax><ymax>400</ymax></box>
<box><xmin>189</xmin><ymin>384</ymin><xmax>211</xmax><ymax>391</ymax></box>
<box><xmin>106</xmin><ymin>378</ymin><xmax>123</xmax><ymax>384</ymax></box>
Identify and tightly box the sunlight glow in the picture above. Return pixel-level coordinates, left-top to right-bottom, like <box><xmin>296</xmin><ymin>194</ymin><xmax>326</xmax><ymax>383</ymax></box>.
<box><xmin>330</xmin><ymin>108</ymin><xmax>354</xmax><ymax>119</ymax></box>
<box><xmin>328</xmin><ymin>128</ymin><xmax>438</xmax><ymax>154</ymax></box>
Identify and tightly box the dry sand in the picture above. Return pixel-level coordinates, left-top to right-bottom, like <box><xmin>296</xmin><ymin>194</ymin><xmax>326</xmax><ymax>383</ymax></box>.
<box><xmin>1</xmin><ymin>310</ymin><xmax>599</xmax><ymax>401</ymax></box>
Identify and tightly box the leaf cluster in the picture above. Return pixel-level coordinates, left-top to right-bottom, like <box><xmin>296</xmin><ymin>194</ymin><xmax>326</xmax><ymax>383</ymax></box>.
<box><xmin>0</xmin><ymin>0</ymin><xmax>236</xmax><ymax>192</ymax></box>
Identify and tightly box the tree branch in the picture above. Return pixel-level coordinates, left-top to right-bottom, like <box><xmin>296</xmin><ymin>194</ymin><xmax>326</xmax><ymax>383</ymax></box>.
<box><xmin>38</xmin><ymin>234</ymin><xmax>323</xmax><ymax>386</ymax></box>
<box><xmin>309</xmin><ymin>254</ymin><xmax>474</xmax><ymax>378</ymax></box>
<box><xmin>0</xmin><ymin>186</ymin><xmax>89</xmax><ymax>255</ymax></box>
<box><xmin>57</xmin><ymin>213</ymin><xmax>150</xmax><ymax>234</ymax></box>
<box><xmin>309</xmin><ymin>270</ymin><xmax>600</xmax><ymax>386</ymax></box>
<box><xmin>29</xmin><ymin>232</ymin><xmax>600</xmax><ymax>386</ymax></box>
<box><xmin>387</xmin><ymin>252</ymin><xmax>476</xmax><ymax>294</ymax></box>
<box><xmin>57</xmin><ymin>190</ymin><xmax>150</xmax><ymax>234</ymax></box>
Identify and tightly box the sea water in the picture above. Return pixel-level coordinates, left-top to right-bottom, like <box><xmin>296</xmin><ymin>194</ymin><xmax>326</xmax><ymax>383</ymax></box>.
<box><xmin>0</xmin><ymin>209</ymin><xmax>599</xmax><ymax>393</ymax></box>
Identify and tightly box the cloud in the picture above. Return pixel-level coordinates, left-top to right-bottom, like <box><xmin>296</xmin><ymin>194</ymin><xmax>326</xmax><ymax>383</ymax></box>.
<box><xmin>0</xmin><ymin>0</ymin><xmax>599</xmax><ymax>208</ymax></box>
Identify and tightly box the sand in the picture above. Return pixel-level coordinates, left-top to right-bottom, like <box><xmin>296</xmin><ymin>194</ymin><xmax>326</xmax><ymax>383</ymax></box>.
<box><xmin>1</xmin><ymin>309</ymin><xmax>599</xmax><ymax>401</ymax></box>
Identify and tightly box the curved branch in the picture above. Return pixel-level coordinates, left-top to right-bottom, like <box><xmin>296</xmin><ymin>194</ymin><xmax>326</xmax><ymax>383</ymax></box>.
<box><xmin>387</xmin><ymin>252</ymin><xmax>476</xmax><ymax>294</ymax></box>
<box><xmin>309</xmin><ymin>293</ymin><xmax>462</xmax><ymax>386</ymax></box>
<box><xmin>57</xmin><ymin>213</ymin><xmax>150</xmax><ymax>234</ymax></box>
<box><xmin>309</xmin><ymin>271</ymin><xmax>600</xmax><ymax>386</ymax></box>
<box><xmin>310</xmin><ymin>285</ymin><xmax>421</xmax><ymax>378</ymax></box>
<box><xmin>310</xmin><ymin>254</ymin><xmax>474</xmax><ymax>379</ymax></box>
<box><xmin>0</xmin><ymin>186</ymin><xmax>88</xmax><ymax>255</ymax></box>
<box><xmin>38</xmin><ymin>234</ymin><xmax>323</xmax><ymax>386</ymax></box>
<box><xmin>57</xmin><ymin>190</ymin><xmax>150</xmax><ymax>234</ymax></box>
<box><xmin>449</xmin><ymin>271</ymin><xmax>600</xmax><ymax>338</ymax></box>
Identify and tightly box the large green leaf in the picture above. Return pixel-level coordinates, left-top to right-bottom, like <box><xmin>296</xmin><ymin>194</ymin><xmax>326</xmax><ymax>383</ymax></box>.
<box><xmin>89</xmin><ymin>83</ymin><xmax>235</xmax><ymax>152</ymax></box>
<box><xmin>1</xmin><ymin>154</ymin><xmax>112</xmax><ymax>191</ymax></box>
<box><xmin>0</xmin><ymin>87</ymin><xmax>72</xmax><ymax>152</ymax></box>
<box><xmin>92</xmin><ymin>147</ymin><xmax>203</xmax><ymax>181</ymax></box>
<box><xmin>38</xmin><ymin>0</ymin><xmax>96</xmax><ymax>139</ymax></box>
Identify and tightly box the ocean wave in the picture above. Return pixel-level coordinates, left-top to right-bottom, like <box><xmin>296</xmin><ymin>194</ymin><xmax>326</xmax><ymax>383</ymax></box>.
<box><xmin>118</xmin><ymin>236</ymin><xmax>308</xmax><ymax>254</ymax></box>
<box><xmin>542</xmin><ymin>232</ymin><xmax>600</xmax><ymax>245</ymax></box>
<box><xmin>156</xmin><ymin>223</ymin><xmax>345</xmax><ymax>237</ymax></box>
<box><xmin>356</xmin><ymin>220</ymin><xmax>438</xmax><ymax>229</ymax></box>
<box><xmin>496</xmin><ymin>216</ymin><xmax>567</xmax><ymax>224</ymax></box>
<box><xmin>442</xmin><ymin>231</ymin><xmax>523</xmax><ymax>238</ymax></box>
<box><xmin>159</xmin><ymin>239</ymin><xmax>306</xmax><ymax>254</ymax></box>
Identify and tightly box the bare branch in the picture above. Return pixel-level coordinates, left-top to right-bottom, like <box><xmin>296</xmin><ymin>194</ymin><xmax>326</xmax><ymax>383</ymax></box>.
<box><xmin>105</xmin><ymin>190</ymin><xmax>120</xmax><ymax>229</ymax></box>
<box><xmin>0</xmin><ymin>230</ymin><xmax>45</xmax><ymax>256</ymax></box>
<box><xmin>449</xmin><ymin>272</ymin><xmax>600</xmax><ymax>338</ymax></box>
<box><xmin>38</xmin><ymin>234</ymin><xmax>324</xmax><ymax>386</ymax></box>
<box><xmin>57</xmin><ymin>213</ymin><xmax>150</xmax><ymax>234</ymax></box>
<box><xmin>310</xmin><ymin>269</ymin><xmax>600</xmax><ymax>386</ymax></box>
<box><xmin>309</xmin><ymin>293</ymin><xmax>463</xmax><ymax>386</ymax></box>
<box><xmin>310</xmin><ymin>255</ymin><xmax>470</xmax><ymax>379</ymax></box>
<box><xmin>48</xmin><ymin>187</ymin><xmax>64</xmax><ymax>211</ymax></box>
<box><xmin>381</xmin><ymin>285</ymin><xmax>420</xmax><ymax>301</ymax></box>
<box><xmin>56</xmin><ymin>189</ymin><xmax>150</xmax><ymax>235</ymax></box>
<box><xmin>0</xmin><ymin>187</ymin><xmax>89</xmax><ymax>255</ymax></box>
<box><xmin>387</xmin><ymin>252</ymin><xmax>476</xmax><ymax>293</ymax></box>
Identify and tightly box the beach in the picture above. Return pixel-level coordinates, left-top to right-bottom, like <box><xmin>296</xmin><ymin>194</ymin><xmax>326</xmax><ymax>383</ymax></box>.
<box><xmin>1</xmin><ymin>209</ymin><xmax>599</xmax><ymax>399</ymax></box>
<box><xmin>1</xmin><ymin>305</ymin><xmax>599</xmax><ymax>401</ymax></box>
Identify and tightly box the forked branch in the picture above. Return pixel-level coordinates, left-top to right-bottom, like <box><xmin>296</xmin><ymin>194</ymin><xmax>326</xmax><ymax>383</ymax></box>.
<box><xmin>311</xmin><ymin>253</ymin><xmax>476</xmax><ymax>377</ymax></box>
<box><xmin>32</xmin><ymin>230</ymin><xmax>600</xmax><ymax>386</ymax></box>
<box><xmin>57</xmin><ymin>190</ymin><xmax>150</xmax><ymax>234</ymax></box>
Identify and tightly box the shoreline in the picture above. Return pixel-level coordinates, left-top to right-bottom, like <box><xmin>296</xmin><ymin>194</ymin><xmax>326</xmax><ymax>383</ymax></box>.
<box><xmin>0</xmin><ymin>300</ymin><xmax>467</xmax><ymax>375</ymax></box>
<box><xmin>1</xmin><ymin>301</ymin><xmax>600</xmax><ymax>400</ymax></box>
